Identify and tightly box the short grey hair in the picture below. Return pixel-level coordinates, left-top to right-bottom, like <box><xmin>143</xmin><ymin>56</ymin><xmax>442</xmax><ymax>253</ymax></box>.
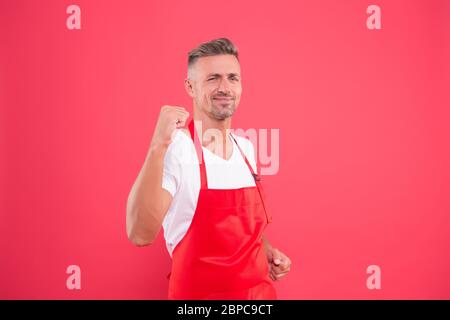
<box><xmin>187</xmin><ymin>38</ymin><xmax>239</xmax><ymax>78</ymax></box>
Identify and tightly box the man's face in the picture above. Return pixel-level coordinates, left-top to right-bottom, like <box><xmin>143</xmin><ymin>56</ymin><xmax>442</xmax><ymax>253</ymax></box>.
<box><xmin>186</xmin><ymin>54</ymin><xmax>242</xmax><ymax>120</ymax></box>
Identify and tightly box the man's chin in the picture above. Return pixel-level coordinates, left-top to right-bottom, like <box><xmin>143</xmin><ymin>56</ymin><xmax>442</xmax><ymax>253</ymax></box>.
<box><xmin>210</xmin><ymin>105</ymin><xmax>235</xmax><ymax>119</ymax></box>
<box><xmin>212</xmin><ymin>110</ymin><xmax>234</xmax><ymax>120</ymax></box>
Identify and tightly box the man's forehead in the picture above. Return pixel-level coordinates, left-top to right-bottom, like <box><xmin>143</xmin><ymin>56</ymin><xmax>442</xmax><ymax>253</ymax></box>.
<box><xmin>195</xmin><ymin>55</ymin><xmax>240</xmax><ymax>74</ymax></box>
<box><xmin>205</xmin><ymin>72</ymin><xmax>241</xmax><ymax>77</ymax></box>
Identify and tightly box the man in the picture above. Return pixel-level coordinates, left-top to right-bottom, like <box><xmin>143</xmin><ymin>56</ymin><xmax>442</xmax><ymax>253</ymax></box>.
<box><xmin>126</xmin><ymin>38</ymin><xmax>291</xmax><ymax>299</ymax></box>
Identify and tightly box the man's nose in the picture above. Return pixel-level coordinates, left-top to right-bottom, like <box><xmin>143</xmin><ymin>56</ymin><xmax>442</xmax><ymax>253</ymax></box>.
<box><xmin>217</xmin><ymin>78</ymin><xmax>231</xmax><ymax>94</ymax></box>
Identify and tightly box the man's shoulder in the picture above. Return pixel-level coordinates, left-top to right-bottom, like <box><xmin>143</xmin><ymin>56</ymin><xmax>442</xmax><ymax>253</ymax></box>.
<box><xmin>169</xmin><ymin>129</ymin><xmax>192</xmax><ymax>148</ymax></box>
<box><xmin>165</xmin><ymin>128</ymin><xmax>194</xmax><ymax>161</ymax></box>
<box><xmin>178</xmin><ymin>128</ymin><xmax>191</xmax><ymax>139</ymax></box>
<box><xmin>231</xmin><ymin>133</ymin><xmax>257</xmax><ymax>172</ymax></box>
<box><xmin>232</xmin><ymin>133</ymin><xmax>254</xmax><ymax>151</ymax></box>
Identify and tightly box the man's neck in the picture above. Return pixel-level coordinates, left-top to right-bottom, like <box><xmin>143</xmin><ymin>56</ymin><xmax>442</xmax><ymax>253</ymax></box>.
<box><xmin>193</xmin><ymin>113</ymin><xmax>233</xmax><ymax>160</ymax></box>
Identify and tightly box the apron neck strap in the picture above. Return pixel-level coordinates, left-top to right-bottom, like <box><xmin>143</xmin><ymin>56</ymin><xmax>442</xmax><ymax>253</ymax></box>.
<box><xmin>188</xmin><ymin>120</ymin><xmax>208</xmax><ymax>189</ymax></box>
<box><xmin>187</xmin><ymin>119</ymin><xmax>271</xmax><ymax>223</ymax></box>
<box><xmin>188</xmin><ymin>119</ymin><xmax>260</xmax><ymax>188</ymax></box>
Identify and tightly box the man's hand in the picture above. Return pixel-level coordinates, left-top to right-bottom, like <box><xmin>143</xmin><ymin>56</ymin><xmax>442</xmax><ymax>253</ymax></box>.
<box><xmin>266</xmin><ymin>247</ymin><xmax>291</xmax><ymax>281</ymax></box>
<box><xmin>150</xmin><ymin>105</ymin><xmax>190</xmax><ymax>149</ymax></box>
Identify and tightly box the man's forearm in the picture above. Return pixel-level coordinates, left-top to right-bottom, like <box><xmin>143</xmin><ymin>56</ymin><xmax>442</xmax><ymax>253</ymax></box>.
<box><xmin>126</xmin><ymin>143</ymin><xmax>169</xmax><ymax>245</ymax></box>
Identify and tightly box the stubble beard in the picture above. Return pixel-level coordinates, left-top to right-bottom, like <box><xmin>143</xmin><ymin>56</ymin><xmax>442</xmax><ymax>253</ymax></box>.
<box><xmin>210</xmin><ymin>99</ymin><xmax>237</xmax><ymax>120</ymax></box>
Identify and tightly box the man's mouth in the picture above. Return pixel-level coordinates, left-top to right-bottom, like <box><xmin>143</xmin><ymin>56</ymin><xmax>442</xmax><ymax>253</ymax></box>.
<box><xmin>213</xmin><ymin>97</ymin><xmax>233</xmax><ymax>101</ymax></box>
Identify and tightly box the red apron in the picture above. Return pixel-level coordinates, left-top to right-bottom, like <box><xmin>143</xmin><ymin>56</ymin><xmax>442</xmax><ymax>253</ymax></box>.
<box><xmin>167</xmin><ymin>120</ymin><xmax>277</xmax><ymax>300</ymax></box>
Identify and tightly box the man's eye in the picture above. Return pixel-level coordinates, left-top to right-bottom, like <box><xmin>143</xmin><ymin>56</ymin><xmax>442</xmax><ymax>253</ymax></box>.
<box><xmin>208</xmin><ymin>78</ymin><xmax>216</xmax><ymax>81</ymax></box>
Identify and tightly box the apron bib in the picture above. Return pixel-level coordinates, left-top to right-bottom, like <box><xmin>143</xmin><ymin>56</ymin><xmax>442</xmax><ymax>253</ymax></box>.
<box><xmin>168</xmin><ymin>120</ymin><xmax>276</xmax><ymax>300</ymax></box>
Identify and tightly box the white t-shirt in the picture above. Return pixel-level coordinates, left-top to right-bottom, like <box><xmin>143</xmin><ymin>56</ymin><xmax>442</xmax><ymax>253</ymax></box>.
<box><xmin>161</xmin><ymin>128</ymin><xmax>258</xmax><ymax>257</ymax></box>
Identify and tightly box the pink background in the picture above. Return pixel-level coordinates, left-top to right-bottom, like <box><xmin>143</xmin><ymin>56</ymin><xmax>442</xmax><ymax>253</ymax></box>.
<box><xmin>1</xmin><ymin>0</ymin><xmax>449</xmax><ymax>299</ymax></box>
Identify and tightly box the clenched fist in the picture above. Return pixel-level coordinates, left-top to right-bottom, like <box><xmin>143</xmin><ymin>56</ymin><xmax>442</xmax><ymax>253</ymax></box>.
<box><xmin>150</xmin><ymin>105</ymin><xmax>190</xmax><ymax>148</ymax></box>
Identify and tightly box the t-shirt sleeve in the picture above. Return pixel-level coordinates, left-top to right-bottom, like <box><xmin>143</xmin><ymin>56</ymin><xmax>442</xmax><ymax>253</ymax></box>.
<box><xmin>161</xmin><ymin>136</ymin><xmax>181</xmax><ymax>197</ymax></box>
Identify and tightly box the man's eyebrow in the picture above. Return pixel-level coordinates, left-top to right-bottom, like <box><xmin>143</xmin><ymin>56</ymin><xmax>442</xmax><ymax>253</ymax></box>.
<box><xmin>206</xmin><ymin>73</ymin><xmax>240</xmax><ymax>77</ymax></box>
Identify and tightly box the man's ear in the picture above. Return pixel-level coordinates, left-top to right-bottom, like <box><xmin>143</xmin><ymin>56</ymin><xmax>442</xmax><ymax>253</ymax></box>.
<box><xmin>184</xmin><ymin>78</ymin><xmax>195</xmax><ymax>98</ymax></box>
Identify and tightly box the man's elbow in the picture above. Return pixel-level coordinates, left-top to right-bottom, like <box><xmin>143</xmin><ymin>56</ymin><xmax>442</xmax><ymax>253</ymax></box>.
<box><xmin>126</xmin><ymin>221</ymin><xmax>158</xmax><ymax>246</ymax></box>
<box><xmin>126</xmin><ymin>213</ymin><xmax>158</xmax><ymax>247</ymax></box>
<box><xmin>128</xmin><ymin>232</ymin><xmax>154</xmax><ymax>247</ymax></box>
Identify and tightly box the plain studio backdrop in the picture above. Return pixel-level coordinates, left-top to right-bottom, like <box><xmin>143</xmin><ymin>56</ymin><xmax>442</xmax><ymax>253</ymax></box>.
<box><xmin>1</xmin><ymin>0</ymin><xmax>449</xmax><ymax>299</ymax></box>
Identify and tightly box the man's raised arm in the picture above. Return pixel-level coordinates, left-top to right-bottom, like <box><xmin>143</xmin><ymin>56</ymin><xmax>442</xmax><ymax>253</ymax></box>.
<box><xmin>126</xmin><ymin>106</ymin><xmax>189</xmax><ymax>246</ymax></box>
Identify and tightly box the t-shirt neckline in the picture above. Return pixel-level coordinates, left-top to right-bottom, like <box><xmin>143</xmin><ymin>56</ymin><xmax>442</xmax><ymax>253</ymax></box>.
<box><xmin>201</xmin><ymin>133</ymin><xmax>237</xmax><ymax>163</ymax></box>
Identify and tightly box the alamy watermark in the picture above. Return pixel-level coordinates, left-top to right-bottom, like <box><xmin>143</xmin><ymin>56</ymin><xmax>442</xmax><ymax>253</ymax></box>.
<box><xmin>185</xmin><ymin>120</ymin><xmax>280</xmax><ymax>176</ymax></box>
